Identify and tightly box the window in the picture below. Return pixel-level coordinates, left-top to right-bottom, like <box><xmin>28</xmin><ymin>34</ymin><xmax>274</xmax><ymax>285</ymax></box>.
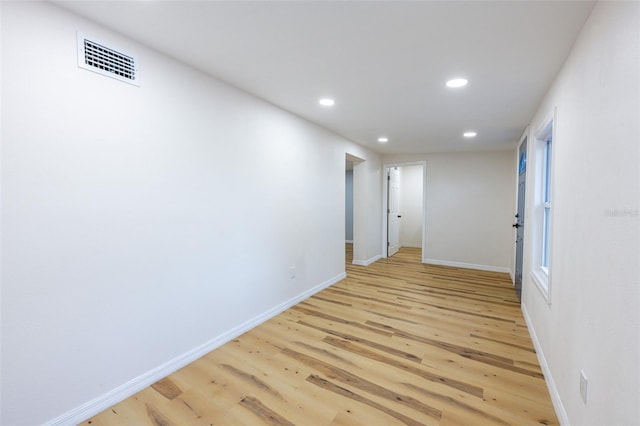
<box><xmin>541</xmin><ymin>135</ymin><xmax>552</xmax><ymax>271</ymax></box>
<box><xmin>532</xmin><ymin>112</ymin><xmax>555</xmax><ymax>302</ymax></box>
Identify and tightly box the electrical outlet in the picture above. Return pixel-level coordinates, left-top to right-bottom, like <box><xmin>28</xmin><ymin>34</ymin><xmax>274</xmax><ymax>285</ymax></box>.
<box><xmin>579</xmin><ymin>370</ymin><xmax>588</xmax><ymax>404</ymax></box>
<box><xmin>290</xmin><ymin>266</ymin><xmax>296</xmax><ymax>279</ymax></box>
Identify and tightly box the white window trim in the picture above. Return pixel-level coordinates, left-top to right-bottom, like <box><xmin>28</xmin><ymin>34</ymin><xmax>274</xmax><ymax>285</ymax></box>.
<box><xmin>531</xmin><ymin>108</ymin><xmax>556</xmax><ymax>304</ymax></box>
<box><xmin>541</xmin><ymin>136</ymin><xmax>552</xmax><ymax>270</ymax></box>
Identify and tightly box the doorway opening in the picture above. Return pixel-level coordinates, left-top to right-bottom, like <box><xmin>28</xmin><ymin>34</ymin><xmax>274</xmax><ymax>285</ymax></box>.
<box><xmin>382</xmin><ymin>162</ymin><xmax>427</xmax><ymax>260</ymax></box>
<box><xmin>387</xmin><ymin>167</ymin><xmax>401</xmax><ymax>257</ymax></box>
<box><xmin>345</xmin><ymin>159</ymin><xmax>354</xmax><ymax>264</ymax></box>
<box><xmin>346</xmin><ymin>153</ymin><xmax>365</xmax><ymax>265</ymax></box>
<box><xmin>513</xmin><ymin>131</ymin><xmax>528</xmax><ymax>301</ymax></box>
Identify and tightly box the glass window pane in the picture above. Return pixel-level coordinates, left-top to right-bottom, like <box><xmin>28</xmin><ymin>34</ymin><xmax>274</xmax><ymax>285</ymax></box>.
<box><xmin>544</xmin><ymin>137</ymin><xmax>552</xmax><ymax>202</ymax></box>
<box><xmin>542</xmin><ymin>206</ymin><xmax>550</xmax><ymax>268</ymax></box>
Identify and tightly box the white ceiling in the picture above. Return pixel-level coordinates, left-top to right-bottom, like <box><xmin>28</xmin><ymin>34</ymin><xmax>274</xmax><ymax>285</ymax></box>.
<box><xmin>54</xmin><ymin>0</ymin><xmax>595</xmax><ymax>154</ymax></box>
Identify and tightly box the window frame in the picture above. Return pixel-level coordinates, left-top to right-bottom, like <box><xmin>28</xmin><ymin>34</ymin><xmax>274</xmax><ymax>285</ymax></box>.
<box><xmin>531</xmin><ymin>110</ymin><xmax>555</xmax><ymax>303</ymax></box>
<box><xmin>541</xmin><ymin>135</ymin><xmax>552</xmax><ymax>271</ymax></box>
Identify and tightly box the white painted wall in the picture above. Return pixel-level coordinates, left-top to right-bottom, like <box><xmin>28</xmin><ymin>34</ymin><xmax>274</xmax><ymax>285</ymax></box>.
<box><xmin>0</xmin><ymin>2</ymin><xmax>382</xmax><ymax>424</ymax></box>
<box><xmin>521</xmin><ymin>2</ymin><xmax>639</xmax><ymax>425</ymax></box>
<box><xmin>399</xmin><ymin>165</ymin><xmax>423</xmax><ymax>248</ymax></box>
<box><xmin>385</xmin><ymin>151</ymin><xmax>515</xmax><ymax>272</ymax></box>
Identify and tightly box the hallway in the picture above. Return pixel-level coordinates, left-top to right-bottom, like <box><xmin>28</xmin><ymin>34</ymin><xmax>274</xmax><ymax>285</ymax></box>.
<box><xmin>82</xmin><ymin>247</ymin><xmax>557</xmax><ymax>425</ymax></box>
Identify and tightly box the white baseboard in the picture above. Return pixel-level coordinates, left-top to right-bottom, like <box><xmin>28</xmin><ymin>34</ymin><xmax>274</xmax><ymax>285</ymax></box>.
<box><xmin>345</xmin><ymin>240</ymin><xmax>353</xmax><ymax>244</ymax></box>
<box><xmin>422</xmin><ymin>258</ymin><xmax>511</xmax><ymax>274</ymax></box>
<box><xmin>509</xmin><ymin>270</ymin><xmax>515</xmax><ymax>284</ymax></box>
<box><xmin>45</xmin><ymin>272</ymin><xmax>346</xmax><ymax>426</ymax></box>
<box><xmin>352</xmin><ymin>254</ymin><xmax>382</xmax><ymax>266</ymax></box>
<box><xmin>521</xmin><ymin>304</ymin><xmax>568</xmax><ymax>425</ymax></box>
<box><xmin>401</xmin><ymin>243</ymin><xmax>422</xmax><ymax>248</ymax></box>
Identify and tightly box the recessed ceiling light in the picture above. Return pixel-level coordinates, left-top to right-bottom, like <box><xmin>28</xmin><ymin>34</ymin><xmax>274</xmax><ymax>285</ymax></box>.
<box><xmin>319</xmin><ymin>98</ymin><xmax>335</xmax><ymax>106</ymax></box>
<box><xmin>446</xmin><ymin>78</ymin><xmax>468</xmax><ymax>88</ymax></box>
<box><xmin>378</xmin><ymin>137</ymin><xmax>389</xmax><ymax>143</ymax></box>
<box><xmin>463</xmin><ymin>131</ymin><xmax>477</xmax><ymax>138</ymax></box>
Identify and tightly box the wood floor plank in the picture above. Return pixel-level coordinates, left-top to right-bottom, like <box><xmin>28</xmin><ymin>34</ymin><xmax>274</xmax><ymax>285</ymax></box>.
<box><xmin>150</xmin><ymin>378</ymin><xmax>183</xmax><ymax>401</ymax></box>
<box><xmin>281</xmin><ymin>347</ymin><xmax>443</xmax><ymax>420</ymax></box>
<box><xmin>164</xmin><ymin>388</ymin><xmax>241</xmax><ymax>425</ymax></box>
<box><xmin>321</xmin><ymin>335</ymin><xmax>484</xmax><ymax>398</ymax></box>
<box><xmin>306</xmin><ymin>374</ymin><xmax>426</xmax><ymax>426</ymax></box>
<box><xmin>81</xmin><ymin>245</ymin><xmax>557</xmax><ymax>426</ymax></box>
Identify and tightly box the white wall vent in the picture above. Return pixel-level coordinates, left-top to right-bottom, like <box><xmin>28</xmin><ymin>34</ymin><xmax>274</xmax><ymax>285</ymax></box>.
<box><xmin>77</xmin><ymin>32</ymin><xmax>140</xmax><ymax>86</ymax></box>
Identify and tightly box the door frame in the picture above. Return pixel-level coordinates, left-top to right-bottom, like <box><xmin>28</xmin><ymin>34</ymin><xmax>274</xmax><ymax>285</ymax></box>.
<box><xmin>513</xmin><ymin>127</ymin><xmax>530</xmax><ymax>291</ymax></box>
<box><xmin>346</xmin><ymin>153</ymin><xmax>366</xmax><ymax>265</ymax></box>
<box><xmin>387</xmin><ymin>166</ymin><xmax>401</xmax><ymax>257</ymax></box>
<box><xmin>381</xmin><ymin>161</ymin><xmax>427</xmax><ymax>260</ymax></box>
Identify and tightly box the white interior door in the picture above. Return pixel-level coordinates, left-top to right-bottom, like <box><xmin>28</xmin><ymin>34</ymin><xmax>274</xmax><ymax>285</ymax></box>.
<box><xmin>514</xmin><ymin>138</ymin><xmax>527</xmax><ymax>301</ymax></box>
<box><xmin>387</xmin><ymin>167</ymin><xmax>401</xmax><ymax>257</ymax></box>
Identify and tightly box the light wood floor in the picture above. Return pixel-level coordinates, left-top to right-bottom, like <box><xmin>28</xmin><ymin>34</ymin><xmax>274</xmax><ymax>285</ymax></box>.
<box><xmin>81</xmin><ymin>246</ymin><xmax>557</xmax><ymax>425</ymax></box>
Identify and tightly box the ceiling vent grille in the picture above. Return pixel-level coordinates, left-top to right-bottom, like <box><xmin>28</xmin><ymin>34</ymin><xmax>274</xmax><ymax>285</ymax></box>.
<box><xmin>77</xmin><ymin>32</ymin><xmax>139</xmax><ymax>86</ymax></box>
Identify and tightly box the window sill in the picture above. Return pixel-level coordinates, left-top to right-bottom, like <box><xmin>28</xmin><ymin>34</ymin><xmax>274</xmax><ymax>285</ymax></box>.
<box><xmin>531</xmin><ymin>269</ymin><xmax>551</xmax><ymax>305</ymax></box>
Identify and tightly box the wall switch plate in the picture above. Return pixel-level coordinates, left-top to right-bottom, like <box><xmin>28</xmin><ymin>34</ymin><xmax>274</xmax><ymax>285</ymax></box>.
<box><xmin>579</xmin><ymin>370</ymin><xmax>588</xmax><ymax>404</ymax></box>
<box><xmin>290</xmin><ymin>266</ymin><xmax>296</xmax><ymax>279</ymax></box>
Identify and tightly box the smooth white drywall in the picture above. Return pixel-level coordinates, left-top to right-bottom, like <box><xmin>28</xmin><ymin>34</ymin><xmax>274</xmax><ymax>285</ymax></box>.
<box><xmin>0</xmin><ymin>2</ymin><xmax>382</xmax><ymax>424</ymax></box>
<box><xmin>521</xmin><ymin>2</ymin><xmax>639</xmax><ymax>425</ymax></box>
<box><xmin>385</xmin><ymin>151</ymin><xmax>515</xmax><ymax>271</ymax></box>
<box><xmin>399</xmin><ymin>165</ymin><xmax>423</xmax><ymax>248</ymax></box>
<box><xmin>0</xmin><ymin>2</ymin><xmax>3</xmax><ymax>423</ymax></box>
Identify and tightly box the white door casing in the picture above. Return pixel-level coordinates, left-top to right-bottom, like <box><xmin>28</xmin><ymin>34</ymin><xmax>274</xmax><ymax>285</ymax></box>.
<box><xmin>514</xmin><ymin>137</ymin><xmax>527</xmax><ymax>301</ymax></box>
<box><xmin>387</xmin><ymin>167</ymin><xmax>401</xmax><ymax>257</ymax></box>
